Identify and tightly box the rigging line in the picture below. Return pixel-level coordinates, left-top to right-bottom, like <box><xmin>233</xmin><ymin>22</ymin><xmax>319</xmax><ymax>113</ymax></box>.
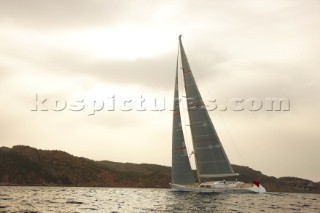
<box><xmin>218</xmin><ymin>115</ymin><xmax>248</xmax><ymax>167</ymax></box>
<box><xmin>185</xmin><ymin>42</ymin><xmax>248</xmax><ymax>167</ymax></box>
<box><xmin>184</xmin><ymin>44</ymin><xmax>211</xmax><ymax>100</ymax></box>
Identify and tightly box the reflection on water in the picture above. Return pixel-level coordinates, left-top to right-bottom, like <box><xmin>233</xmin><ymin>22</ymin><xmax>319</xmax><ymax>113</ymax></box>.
<box><xmin>0</xmin><ymin>186</ymin><xmax>319</xmax><ymax>212</ymax></box>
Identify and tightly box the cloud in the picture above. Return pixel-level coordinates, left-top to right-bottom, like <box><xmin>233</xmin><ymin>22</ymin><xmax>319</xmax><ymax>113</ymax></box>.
<box><xmin>0</xmin><ymin>0</ymin><xmax>151</xmax><ymax>29</ymax></box>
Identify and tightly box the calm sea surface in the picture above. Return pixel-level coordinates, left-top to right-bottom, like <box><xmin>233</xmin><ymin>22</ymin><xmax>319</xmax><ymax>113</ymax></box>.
<box><xmin>0</xmin><ymin>186</ymin><xmax>319</xmax><ymax>212</ymax></box>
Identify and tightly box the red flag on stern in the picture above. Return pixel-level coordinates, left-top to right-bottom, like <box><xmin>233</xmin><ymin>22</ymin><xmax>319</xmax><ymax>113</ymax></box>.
<box><xmin>253</xmin><ymin>179</ymin><xmax>260</xmax><ymax>187</ymax></box>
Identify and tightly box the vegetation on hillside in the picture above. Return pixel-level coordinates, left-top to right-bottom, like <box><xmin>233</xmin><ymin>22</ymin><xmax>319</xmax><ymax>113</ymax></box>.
<box><xmin>0</xmin><ymin>145</ymin><xmax>319</xmax><ymax>193</ymax></box>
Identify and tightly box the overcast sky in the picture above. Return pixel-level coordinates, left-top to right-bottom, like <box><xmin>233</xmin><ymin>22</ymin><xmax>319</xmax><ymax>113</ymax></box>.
<box><xmin>0</xmin><ymin>0</ymin><xmax>319</xmax><ymax>181</ymax></box>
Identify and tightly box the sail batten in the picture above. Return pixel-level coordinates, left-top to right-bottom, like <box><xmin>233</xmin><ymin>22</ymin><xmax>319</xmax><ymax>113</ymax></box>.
<box><xmin>178</xmin><ymin>36</ymin><xmax>236</xmax><ymax>181</ymax></box>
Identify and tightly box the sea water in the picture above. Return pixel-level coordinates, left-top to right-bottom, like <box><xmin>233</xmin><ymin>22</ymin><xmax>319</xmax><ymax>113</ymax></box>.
<box><xmin>0</xmin><ymin>186</ymin><xmax>319</xmax><ymax>212</ymax></box>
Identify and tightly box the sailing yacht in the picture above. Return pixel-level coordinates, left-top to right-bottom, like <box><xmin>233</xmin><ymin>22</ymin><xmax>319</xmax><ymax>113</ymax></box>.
<box><xmin>170</xmin><ymin>35</ymin><xmax>266</xmax><ymax>193</ymax></box>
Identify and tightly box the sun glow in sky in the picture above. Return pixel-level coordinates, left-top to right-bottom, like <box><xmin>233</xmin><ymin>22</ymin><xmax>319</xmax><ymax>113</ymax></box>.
<box><xmin>47</xmin><ymin>26</ymin><xmax>172</xmax><ymax>60</ymax></box>
<box><xmin>0</xmin><ymin>0</ymin><xmax>319</xmax><ymax>181</ymax></box>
